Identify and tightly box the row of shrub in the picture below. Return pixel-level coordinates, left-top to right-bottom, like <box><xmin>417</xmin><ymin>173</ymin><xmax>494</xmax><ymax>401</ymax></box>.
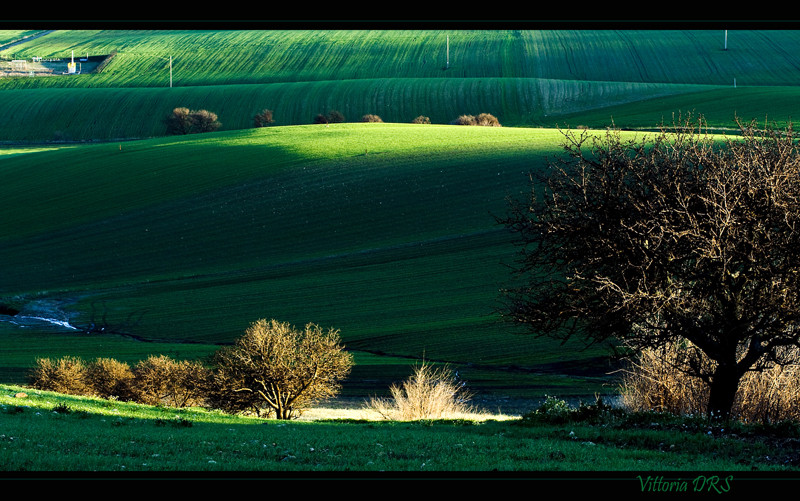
<box><xmin>30</xmin><ymin>354</ymin><xmax>211</xmax><ymax>409</ymax></box>
<box><xmin>29</xmin><ymin>319</ymin><xmax>354</xmax><ymax>420</ymax></box>
<box><xmin>28</xmin><ymin>318</ymin><xmax>486</xmax><ymax>422</ymax></box>
<box><xmin>165</xmin><ymin>107</ymin><xmax>501</xmax><ymax>135</ymax></box>
<box><xmin>31</xmin><ymin>351</ymin><xmax>481</xmax><ymax>422</ymax></box>
<box><xmin>307</xmin><ymin>110</ymin><xmax>501</xmax><ymax>127</ymax></box>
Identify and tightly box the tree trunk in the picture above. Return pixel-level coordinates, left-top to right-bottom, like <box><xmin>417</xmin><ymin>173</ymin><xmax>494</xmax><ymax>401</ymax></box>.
<box><xmin>707</xmin><ymin>363</ymin><xmax>741</xmax><ymax>420</ymax></box>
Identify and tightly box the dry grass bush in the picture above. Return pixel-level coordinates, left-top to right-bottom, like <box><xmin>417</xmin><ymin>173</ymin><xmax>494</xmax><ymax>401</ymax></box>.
<box><xmin>365</xmin><ymin>361</ymin><xmax>476</xmax><ymax>420</ymax></box>
<box><xmin>735</xmin><ymin>348</ymin><xmax>800</xmax><ymax>424</ymax></box>
<box><xmin>30</xmin><ymin>356</ymin><xmax>89</xmax><ymax>396</ymax></box>
<box><xmin>361</xmin><ymin>114</ymin><xmax>383</xmax><ymax>123</ymax></box>
<box><xmin>411</xmin><ymin>115</ymin><xmax>431</xmax><ymax>124</ymax></box>
<box><xmin>85</xmin><ymin>357</ymin><xmax>135</xmax><ymax>401</ymax></box>
<box><xmin>619</xmin><ymin>341</ymin><xmax>800</xmax><ymax>423</ymax></box>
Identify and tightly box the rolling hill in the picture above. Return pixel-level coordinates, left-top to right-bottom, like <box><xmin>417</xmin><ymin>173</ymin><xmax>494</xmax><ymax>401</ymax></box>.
<box><xmin>3</xmin><ymin>29</ymin><xmax>800</xmax><ymax>142</ymax></box>
<box><xmin>3</xmin><ymin>28</ymin><xmax>800</xmax><ymax>399</ymax></box>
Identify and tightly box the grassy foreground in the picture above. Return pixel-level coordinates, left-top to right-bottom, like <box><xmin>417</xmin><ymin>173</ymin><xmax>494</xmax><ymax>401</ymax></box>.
<box><xmin>2</xmin><ymin>383</ymin><xmax>799</xmax><ymax>484</ymax></box>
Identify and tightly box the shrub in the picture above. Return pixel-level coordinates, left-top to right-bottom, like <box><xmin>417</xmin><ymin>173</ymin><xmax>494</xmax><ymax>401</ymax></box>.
<box><xmin>361</xmin><ymin>114</ymin><xmax>383</xmax><ymax>123</ymax></box>
<box><xmin>326</xmin><ymin>110</ymin><xmax>345</xmax><ymax>123</ymax></box>
<box><xmin>528</xmin><ymin>396</ymin><xmax>572</xmax><ymax>424</ymax></box>
<box><xmin>85</xmin><ymin>357</ymin><xmax>135</xmax><ymax>401</ymax></box>
<box><xmin>165</xmin><ymin>107</ymin><xmax>221</xmax><ymax>135</ymax></box>
<box><xmin>165</xmin><ymin>107</ymin><xmax>193</xmax><ymax>135</ymax></box>
<box><xmin>190</xmin><ymin>109</ymin><xmax>221</xmax><ymax>133</ymax></box>
<box><xmin>253</xmin><ymin>109</ymin><xmax>275</xmax><ymax>127</ymax></box>
<box><xmin>450</xmin><ymin>113</ymin><xmax>501</xmax><ymax>126</ymax></box>
<box><xmin>132</xmin><ymin>355</ymin><xmax>210</xmax><ymax>408</ymax></box>
<box><xmin>521</xmin><ymin>395</ymin><xmax>621</xmax><ymax>425</ymax></box>
<box><xmin>29</xmin><ymin>356</ymin><xmax>89</xmax><ymax>396</ymax></box>
<box><xmin>366</xmin><ymin>361</ymin><xmax>475</xmax><ymax>420</ymax></box>
<box><xmin>208</xmin><ymin>319</ymin><xmax>353</xmax><ymax>419</ymax></box>
<box><xmin>450</xmin><ymin>114</ymin><xmax>477</xmax><ymax>126</ymax></box>
<box><xmin>618</xmin><ymin>341</ymin><xmax>711</xmax><ymax>417</ymax></box>
<box><xmin>475</xmin><ymin>113</ymin><xmax>501</xmax><ymax>127</ymax></box>
<box><xmin>314</xmin><ymin>110</ymin><xmax>345</xmax><ymax>124</ymax></box>
<box><xmin>411</xmin><ymin>115</ymin><xmax>431</xmax><ymax>124</ymax></box>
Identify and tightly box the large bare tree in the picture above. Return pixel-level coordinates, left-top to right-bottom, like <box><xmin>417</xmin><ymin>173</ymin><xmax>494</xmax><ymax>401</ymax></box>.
<box><xmin>498</xmin><ymin>116</ymin><xmax>800</xmax><ymax>419</ymax></box>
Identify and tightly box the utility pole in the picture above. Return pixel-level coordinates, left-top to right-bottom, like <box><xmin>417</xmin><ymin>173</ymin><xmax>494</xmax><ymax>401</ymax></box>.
<box><xmin>724</xmin><ymin>30</ymin><xmax>728</xmax><ymax>51</ymax></box>
<box><xmin>446</xmin><ymin>35</ymin><xmax>449</xmax><ymax>69</ymax></box>
<box><xmin>159</xmin><ymin>55</ymin><xmax>173</xmax><ymax>87</ymax></box>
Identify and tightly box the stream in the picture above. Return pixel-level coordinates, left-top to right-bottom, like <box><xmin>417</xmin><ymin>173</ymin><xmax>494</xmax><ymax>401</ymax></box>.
<box><xmin>0</xmin><ymin>298</ymin><xmax>80</xmax><ymax>332</ymax></box>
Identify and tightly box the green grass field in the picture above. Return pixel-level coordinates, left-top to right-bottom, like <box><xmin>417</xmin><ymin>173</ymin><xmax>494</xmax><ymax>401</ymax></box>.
<box><xmin>3</xmin><ymin>383</ymin><xmax>798</xmax><ymax>476</ymax></box>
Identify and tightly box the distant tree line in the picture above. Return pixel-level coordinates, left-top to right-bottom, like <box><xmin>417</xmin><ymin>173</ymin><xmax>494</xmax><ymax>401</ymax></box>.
<box><xmin>164</xmin><ymin>107</ymin><xmax>501</xmax><ymax>135</ymax></box>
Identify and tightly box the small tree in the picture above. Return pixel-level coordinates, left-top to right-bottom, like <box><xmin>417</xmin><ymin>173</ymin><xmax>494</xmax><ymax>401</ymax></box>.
<box><xmin>361</xmin><ymin>114</ymin><xmax>383</xmax><ymax>123</ymax></box>
<box><xmin>412</xmin><ymin>115</ymin><xmax>431</xmax><ymax>124</ymax></box>
<box><xmin>498</xmin><ymin>115</ymin><xmax>800</xmax><ymax>420</ymax></box>
<box><xmin>209</xmin><ymin>319</ymin><xmax>353</xmax><ymax>419</ymax></box>
<box><xmin>253</xmin><ymin>109</ymin><xmax>275</xmax><ymax>127</ymax></box>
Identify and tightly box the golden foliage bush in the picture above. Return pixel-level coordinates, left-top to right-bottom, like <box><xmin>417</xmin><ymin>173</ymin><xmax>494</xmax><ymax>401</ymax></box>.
<box><xmin>85</xmin><ymin>357</ymin><xmax>135</xmax><ymax>401</ymax></box>
<box><xmin>132</xmin><ymin>355</ymin><xmax>210</xmax><ymax>408</ymax></box>
<box><xmin>30</xmin><ymin>356</ymin><xmax>89</xmax><ymax>396</ymax></box>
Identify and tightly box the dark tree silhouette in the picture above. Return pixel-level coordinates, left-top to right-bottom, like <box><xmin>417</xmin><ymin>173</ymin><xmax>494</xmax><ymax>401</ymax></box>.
<box><xmin>498</xmin><ymin>116</ymin><xmax>800</xmax><ymax>419</ymax></box>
